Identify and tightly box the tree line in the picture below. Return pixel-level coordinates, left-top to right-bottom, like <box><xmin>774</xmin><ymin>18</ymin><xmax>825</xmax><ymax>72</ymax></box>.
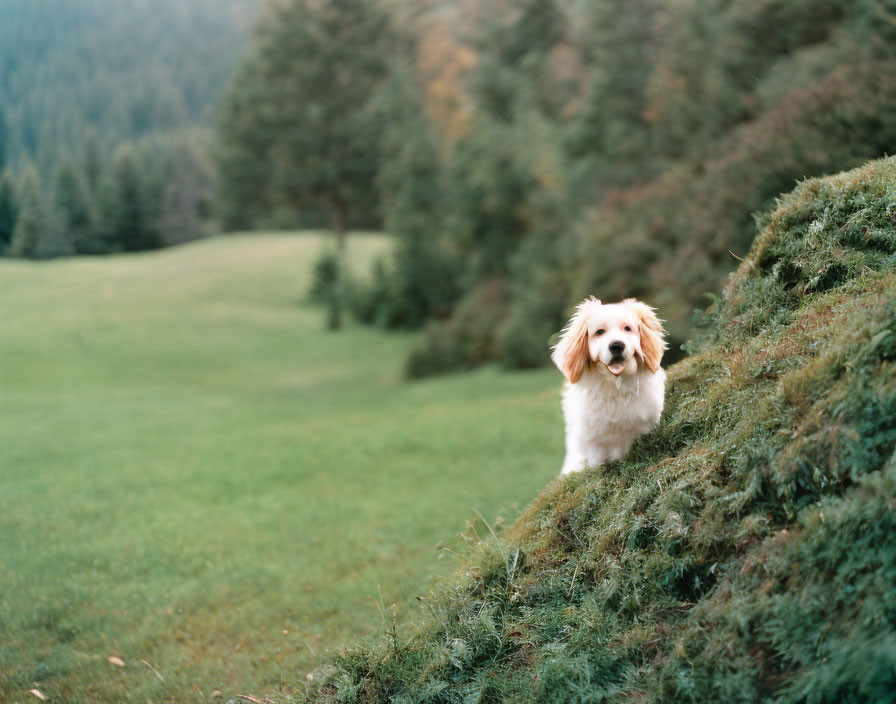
<box><xmin>6</xmin><ymin>0</ymin><xmax>895</xmax><ymax>375</ymax></box>
<box><xmin>218</xmin><ymin>0</ymin><xmax>896</xmax><ymax>374</ymax></box>
<box><xmin>0</xmin><ymin>131</ymin><xmax>212</xmax><ymax>258</ymax></box>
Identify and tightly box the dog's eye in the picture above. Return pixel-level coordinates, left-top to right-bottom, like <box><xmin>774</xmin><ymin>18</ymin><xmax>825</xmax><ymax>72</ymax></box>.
<box><xmin>595</xmin><ymin>329</ymin><xmax>605</xmax><ymax>336</ymax></box>
<box><xmin>624</xmin><ymin>325</ymin><xmax>632</xmax><ymax>332</ymax></box>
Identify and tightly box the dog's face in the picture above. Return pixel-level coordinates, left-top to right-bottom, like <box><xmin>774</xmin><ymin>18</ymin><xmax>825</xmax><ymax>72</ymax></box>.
<box><xmin>552</xmin><ymin>297</ymin><xmax>667</xmax><ymax>384</ymax></box>
<box><xmin>585</xmin><ymin>303</ymin><xmax>643</xmax><ymax>377</ymax></box>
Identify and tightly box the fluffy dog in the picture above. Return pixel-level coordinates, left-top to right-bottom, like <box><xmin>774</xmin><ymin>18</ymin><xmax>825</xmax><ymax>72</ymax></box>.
<box><xmin>551</xmin><ymin>297</ymin><xmax>667</xmax><ymax>474</ymax></box>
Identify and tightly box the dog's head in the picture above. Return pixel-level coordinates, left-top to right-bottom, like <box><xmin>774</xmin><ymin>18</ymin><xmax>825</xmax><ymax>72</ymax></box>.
<box><xmin>551</xmin><ymin>297</ymin><xmax>667</xmax><ymax>383</ymax></box>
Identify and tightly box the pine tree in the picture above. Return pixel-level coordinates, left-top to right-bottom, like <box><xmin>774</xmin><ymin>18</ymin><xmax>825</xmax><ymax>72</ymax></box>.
<box><xmin>442</xmin><ymin>0</ymin><xmax>567</xmax><ymax>279</ymax></box>
<box><xmin>52</xmin><ymin>160</ymin><xmax>92</xmax><ymax>253</ymax></box>
<box><xmin>471</xmin><ymin>0</ymin><xmax>566</xmax><ymax>123</ymax></box>
<box><xmin>0</xmin><ymin>171</ymin><xmax>17</xmax><ymax>254</ymax></box>
<box><xmin>214</xmin><ymin>56</ymin><xmax>273</xmax><ymax>231</ymax></box>
<box><xmin>158</xmin><ymin>141</ymin><xmax>210</xmax><ymax>245</ymax></box>
<box><xmin>215</xmin><ymin>0</ymin><xmax>396</xmax><ymax>248</ymax></box>
<box><xmin>376</xmin><ymin>61</ymin><xmax>459</xmax><ymax>327</ymax></box>
<box><xmin>82</xmin><ymin>129</ymin><xmax>103</xmax><ymax>197</ymax></box>
<box><xmin>0</xmin><ymin>118</ymin><xmax>7</xmax><ymax>172</ymax></box>
<box><xmin>10</xmin><ymin>166</ymin><xmax>52</xmax><ymax>258</ymax></box>
<box><xmin>134</xmin><ymin>140</ymin><xmax>167</xmax><ymax>249</ymax></box>
<box><xmin>99</xmin><ymin>146</ymin><xmax>161</xmax><ymax>252</ymax></box>
<box><xmin>567</xmin><ymin>0</ymin><xmax>660</xmax><ymax>187</ymax></box>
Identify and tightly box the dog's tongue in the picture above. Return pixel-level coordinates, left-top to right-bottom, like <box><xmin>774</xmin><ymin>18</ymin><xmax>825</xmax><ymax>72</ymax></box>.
<box><xmin>607</xmin><ymin>362</ymin><xmax>626</xmax><ymax>376</ymax></box>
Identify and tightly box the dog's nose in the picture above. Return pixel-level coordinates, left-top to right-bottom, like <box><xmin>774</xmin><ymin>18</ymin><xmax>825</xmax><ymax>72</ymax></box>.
<box><xmin>609</xmin><ymin>341</ymin><xmax>625</xmax><ymax>355</ymax></box>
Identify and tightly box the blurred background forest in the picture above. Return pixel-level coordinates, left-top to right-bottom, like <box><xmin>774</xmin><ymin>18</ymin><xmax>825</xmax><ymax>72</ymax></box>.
<box><xmin>3</xmin><ymin>0</ymin><xmax>896</xmax><ymax>370</ymax></box>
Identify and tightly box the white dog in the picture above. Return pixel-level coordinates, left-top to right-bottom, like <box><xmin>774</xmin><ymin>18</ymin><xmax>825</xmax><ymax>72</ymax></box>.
<box><xmin>551</xmin><ymin>297</ymin><xmax>667</xmax><ymax>474</ymax></box>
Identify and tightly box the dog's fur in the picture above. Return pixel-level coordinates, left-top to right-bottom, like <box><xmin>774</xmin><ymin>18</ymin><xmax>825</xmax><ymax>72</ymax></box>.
<box><xmin>551</xmin><ymin>297</ymin><xmax>667</xmax><ymax>474</ymax></box>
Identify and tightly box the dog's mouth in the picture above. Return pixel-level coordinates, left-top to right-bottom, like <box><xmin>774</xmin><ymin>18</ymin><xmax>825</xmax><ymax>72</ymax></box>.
<box><xmin>605</xmin><ymin>359</ymin><xmax>626</xmax><ymax>376</ymax></box>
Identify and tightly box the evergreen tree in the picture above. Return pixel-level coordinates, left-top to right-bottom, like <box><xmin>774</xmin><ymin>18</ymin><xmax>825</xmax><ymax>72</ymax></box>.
<box><xmin>134</xmin><ymin>140</ymin><xmax>167</xmax><ymax>248</ymax></box>
<box><xmin>158</xmin><ymin>141</ymin><xmax>210</xmax><ymax>245</ymax></box>
<box><xmin>444</xmin><ymin>0</ymin><xmax>568</xmax><ymax>279</ymax></box>
<box><xmin>82</xmin><ymin>129</ymin><xmax>103</xmax><ymax>197</ymax></box>
<box><xmin>0</xmin><ymin>170</ymin><xmax>17</xmax><ymax>254</ymax></box>
<box><xmin>10</xmin><ymin>166</ymin><xmax>51</xmax><ymax>258</ymax></box>
<box><xmin>567</xmin><ymin>0</ymin><xmax>660</xmax><ymax>187</ymax></box>
<box><xmin>52</xmin><ymin>160</ymin><xmax>92</xmax><ymax>254</ymax></box>
<box><xmin>471</xmin><ymin>0</ymin><xmax>566</xmax><ymax>123</ymax></box>
<box><xmin>375</xmin><ymin>61</ymin><xmax>460</xmax><ymax>327</ymax></box>
<box><xmin>0</xmin><ymin>117</ymin><xmax>7</xmax><ymax>171</ymax></box>
<box><xmin>99</xmin><ymin>146</ymin><xmax>160</xmax><ymax>252</ymax></box>
<box><xmin>446</xmin><ymin>125</ymin><xmax>534</xmax><ymax>278</ymax></box>
<box><xmin>214</xmin><ymin>56</ymin><xmax>273</xmax><ymax>231</ymax></box>
<box><xmin>215</xmin><ymin>0</ymin><xmax>396</xmax><ymax>248</ymax></box>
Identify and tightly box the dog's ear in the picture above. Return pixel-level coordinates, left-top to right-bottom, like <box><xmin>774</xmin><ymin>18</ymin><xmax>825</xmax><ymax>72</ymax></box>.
<box><xmin>552</xmin><ymin>299</ymin><xmax>598</xmax><ymax>384</ymax></box>
<box><xmin>624</xmin><ymin>298</ymin><xmax>667</xmax><ymax>373</ymax></box>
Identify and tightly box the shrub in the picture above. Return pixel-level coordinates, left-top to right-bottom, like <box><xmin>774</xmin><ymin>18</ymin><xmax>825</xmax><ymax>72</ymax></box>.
<box><xmin>308</xmin><ymin>247</ymin><xmax>350</xmax><ymax>330</ymax></box>
<box><xmin>405</xmin><ymin>279</ymin><xmax>509</xmax><ymax>378</ymax></box>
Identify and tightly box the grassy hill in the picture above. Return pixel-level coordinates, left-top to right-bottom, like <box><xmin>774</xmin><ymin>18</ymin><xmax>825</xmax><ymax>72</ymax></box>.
<box><xmin>305</xmin><ymin>158</ymin><xmax>896</xmax><ymax>703</ymax></box>
<box><xmin>0</xmin><ymin>233</ymin><xmax>562</xmax><ymax>702</ymax></box>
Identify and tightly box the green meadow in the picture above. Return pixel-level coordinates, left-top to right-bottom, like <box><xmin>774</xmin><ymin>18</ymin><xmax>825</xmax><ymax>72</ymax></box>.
<box><xmin>0</xmin><ymin>233</ymin><xmax>561</xmax><ymax>703</ymax></box>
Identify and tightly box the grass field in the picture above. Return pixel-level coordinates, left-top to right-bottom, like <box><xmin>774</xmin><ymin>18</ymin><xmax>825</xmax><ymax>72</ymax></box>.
<box><xmin>0</xmin><ymin>233</ymin><xmax>561</xmax><ymax>703</ymax></box>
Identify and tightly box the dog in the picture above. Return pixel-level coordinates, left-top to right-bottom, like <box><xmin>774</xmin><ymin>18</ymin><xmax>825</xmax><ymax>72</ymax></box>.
<box><xmin>551</xmin><ymin>297</ymin><xmax>667</xmax><ymax>474</ymax></box>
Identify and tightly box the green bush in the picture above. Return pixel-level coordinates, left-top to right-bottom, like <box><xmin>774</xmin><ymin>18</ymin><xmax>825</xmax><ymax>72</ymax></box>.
<box><xmin>406</xmin><ymin>280</ymin><xmax>509</xmax><ymax>378</ymax></box>
<box><xmin>348</xmin><ymin>255</ymin><xmax>400</xmax><ymax>326</ymax></box>
<box><xmin>308</xmin><ymin>247</ymin><xmax>350</xmax><ymax>330</ymax></box>
<box><xmin>352</xmin><ymin>240</ymin><xmax>462</xmax><ymax>332</ymax></box>
<box><xmin>308</xmin><ymin>248</ymin><xmax>343</xmax><ymax>302</ymax></box>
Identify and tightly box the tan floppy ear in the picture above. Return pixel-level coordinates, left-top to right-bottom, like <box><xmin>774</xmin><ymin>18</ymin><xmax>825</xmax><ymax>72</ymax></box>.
<box><xmin>551</xmin><ymin>299</ymin><xmax>597</xmax><ymax>384</ymax></box>
<box><xmin>624</xmin><ymin>298</ymin><xmax>667</xmax><ymax>373</ymax></box>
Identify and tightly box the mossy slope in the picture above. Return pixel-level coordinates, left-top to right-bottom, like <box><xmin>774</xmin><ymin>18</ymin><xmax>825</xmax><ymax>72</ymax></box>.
<box><xmin>313</xmin><ymin>158</ymin><xmax>896</xmax><ymax>703</ymax></box>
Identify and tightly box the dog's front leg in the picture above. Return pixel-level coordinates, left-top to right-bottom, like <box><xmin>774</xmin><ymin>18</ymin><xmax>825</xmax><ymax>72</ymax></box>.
<box><xmin>561</xmin><ymin>434</ymin><xmax>588</xmax><ymax>474</ymax></box>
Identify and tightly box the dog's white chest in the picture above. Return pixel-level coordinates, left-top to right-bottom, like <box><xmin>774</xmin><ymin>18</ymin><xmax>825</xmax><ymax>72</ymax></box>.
<box><xmin>560</xmin><ymin>368</ymin><xmax>665</xmax><ymax>474</ymax></box>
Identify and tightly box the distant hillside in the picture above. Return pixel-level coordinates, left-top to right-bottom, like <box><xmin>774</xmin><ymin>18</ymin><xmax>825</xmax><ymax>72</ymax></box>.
<box><xmin>0</xmin><ymin>0</ymin><xmax>258</xmax><ymax>168</ymax></box>
<box><xmin>303</xmin><ymin>157</ymin><xmax>896</xmax><ymax>702</ymax></box>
